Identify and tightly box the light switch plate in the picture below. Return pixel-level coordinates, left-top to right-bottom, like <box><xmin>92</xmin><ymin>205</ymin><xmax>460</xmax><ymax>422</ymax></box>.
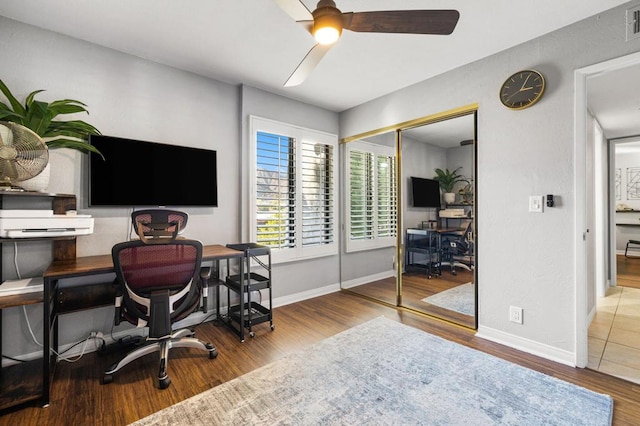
<box><xmin>529</xmin><ymin>195</ymin><xmax>544</xmax><ymax>213</ymax></box>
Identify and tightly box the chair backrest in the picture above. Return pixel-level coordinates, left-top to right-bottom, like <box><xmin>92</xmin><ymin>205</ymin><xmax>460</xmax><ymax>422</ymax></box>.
<box><xmin>112</xmin><ymin>238</ymin><xmax>203</xmax><ymax>324</ymax></box>
<box><xmin>131</xmin><ymin>209</ymin><xmax>188</xmax><ymax>243</ymax></box>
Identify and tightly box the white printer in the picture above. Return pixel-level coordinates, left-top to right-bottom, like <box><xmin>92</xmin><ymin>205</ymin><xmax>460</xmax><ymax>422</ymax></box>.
<box><xmin>0</xmin><ymin>210</ymin><xmax>94</xmax><ymax>238</ymax></box>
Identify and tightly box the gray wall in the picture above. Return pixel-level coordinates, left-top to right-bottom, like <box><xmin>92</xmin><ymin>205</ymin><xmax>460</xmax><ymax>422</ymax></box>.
<box><xmin>240</xmin><ymin>85</ymin><xmax>341</xmax><ymax>298</ymax></box>
<box><xmin>340</xmin><ymin>2</ymin><xmax>640</xmax><ymax>361</ymax></box>
<box><xmin>0</xmin><ymin>17</ymin><xmax>339</xmax><ymax>357</ymax></box>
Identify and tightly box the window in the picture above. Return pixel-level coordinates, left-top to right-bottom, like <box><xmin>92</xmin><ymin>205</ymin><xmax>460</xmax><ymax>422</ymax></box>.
<box><xmin>345</xmin><ymin>140</ymin><xmax>397</xmax><ymax>252</ymax></box>
<box><xmin>251</xmin><ymin>116</ymin><xmax>338</xmax><ymax>263</ymax></box>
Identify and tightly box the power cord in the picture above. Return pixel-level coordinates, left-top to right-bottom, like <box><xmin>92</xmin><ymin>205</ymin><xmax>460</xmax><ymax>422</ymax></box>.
<box><xmin>12</xmin><ymin>242</ymin><xmax>105</xmax><ymax>363</ymax></box>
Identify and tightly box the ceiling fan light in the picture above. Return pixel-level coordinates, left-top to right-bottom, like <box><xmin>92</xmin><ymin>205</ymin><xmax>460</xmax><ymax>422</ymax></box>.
<box><xmin>314</xmin><ymin>26</ymin><xmax>340</xmax><ymax>44</ymax></box>
<box><xmin>312</xmin><ymin>8</ymin><xmax>342</xmax><ymax>45</ymax></box>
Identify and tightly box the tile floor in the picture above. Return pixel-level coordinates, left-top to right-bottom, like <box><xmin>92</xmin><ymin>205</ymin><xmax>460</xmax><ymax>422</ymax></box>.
<box><xmin>588</xmin><ymin>286</ymin><xmax>640</xmax><ymax>384</ymax></box>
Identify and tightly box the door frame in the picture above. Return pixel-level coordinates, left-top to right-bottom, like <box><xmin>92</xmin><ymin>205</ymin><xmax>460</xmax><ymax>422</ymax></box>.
<box><xmin>574</xmin><ymin>51</ymin><xmax>640</xmax><ymax>367</ymax></box>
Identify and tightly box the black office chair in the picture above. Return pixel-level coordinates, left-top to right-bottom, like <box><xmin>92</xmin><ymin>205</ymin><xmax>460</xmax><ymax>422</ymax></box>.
<box><xmin>441</xmin><ymin>220</ymin><xmax>474</xmax><ymax>275</ymax></box>
<box><xmin>131</xmin><ymin>209</ymin><xmax>212</xmax><ymax>312</ymax></box>
<box><xmin>103</xmin><ymin>238</ymin><xmax>217</xmax><ymax>389</ymax></box>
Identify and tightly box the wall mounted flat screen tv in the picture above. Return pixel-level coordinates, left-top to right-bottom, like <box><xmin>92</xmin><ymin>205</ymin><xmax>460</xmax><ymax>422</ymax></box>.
<box><xmin>410</xmin><ymin>176</ymin><xmax>441</xmax><ymax>208</ymax></box>
<box><xmin>89</xmin><ymin>135</ymin><xmax>218</xmax><ymax>207</ymax></box>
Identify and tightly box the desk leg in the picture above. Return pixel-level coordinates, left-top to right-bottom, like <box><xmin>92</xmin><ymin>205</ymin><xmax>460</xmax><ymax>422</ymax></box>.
<box><xmin>42</xmin><ymin>277</ymin><xmax>52</xmax><ymax>407</ymax></box>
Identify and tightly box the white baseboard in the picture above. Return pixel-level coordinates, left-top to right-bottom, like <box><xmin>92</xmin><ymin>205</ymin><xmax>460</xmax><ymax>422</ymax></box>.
<box><xmin>340</xmin><ymin>270</ymin><xmax>394</xmax><ymax>289</ymax></box>
<box><xmin>476</xmin><ymin>325</ymin><xmax>576</xmax><ymax>367</ymax></box>
<box><xmin>587</xmin><ymin>304</ymin><xmax>596</xmax><ymax>328</ymax></box>
<box><xmin>272</xmin><ymin>283</ymin><xmax>341</xmax><ymax>308</ymax></box>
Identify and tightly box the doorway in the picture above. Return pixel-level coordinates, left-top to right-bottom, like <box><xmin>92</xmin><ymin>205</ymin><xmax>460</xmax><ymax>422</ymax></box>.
<box><xmin>576</xmin><ymin>51</ymin><xmax>640</xmax><ymax>381</ymax></box>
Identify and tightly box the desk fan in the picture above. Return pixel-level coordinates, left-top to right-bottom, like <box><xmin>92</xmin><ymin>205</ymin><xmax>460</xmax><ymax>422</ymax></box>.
<box><xmin>0</xmin><ymin>121</ymin><xmax>49</xmax><ymax>191</ymax></box>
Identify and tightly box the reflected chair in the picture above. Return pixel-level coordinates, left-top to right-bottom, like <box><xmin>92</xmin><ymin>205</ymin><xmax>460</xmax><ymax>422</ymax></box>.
<box><xmin>440</xmin><ymin>219</ymin><xmax>474</xmax><ymax>275</ymax></box>
<box><xmin>103</xmin><ymin>238</ymin><xmax>217</xmax><ymax>389</ymax></box>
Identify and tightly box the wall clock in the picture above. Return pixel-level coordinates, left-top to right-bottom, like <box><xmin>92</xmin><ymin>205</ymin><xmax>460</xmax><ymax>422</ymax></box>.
<box><xmin>499</xmin><ymin>69</ymin><xmax>546</xmax><ymax>110</ymax></box>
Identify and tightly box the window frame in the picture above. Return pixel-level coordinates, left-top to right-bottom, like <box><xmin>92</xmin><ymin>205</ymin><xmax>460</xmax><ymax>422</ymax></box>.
<box><xmin>250</xmin><ymin>116</ymin><xmax>338</xmax><ymax>264</ymax></box>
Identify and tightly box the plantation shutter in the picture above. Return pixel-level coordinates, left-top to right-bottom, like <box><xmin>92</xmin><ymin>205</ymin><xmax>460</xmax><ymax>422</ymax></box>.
<box><xmin>255</xmin><ymin>131</ymin><xmax>296</xmax><ymax>249</ymax></box>
<box><xmin>301</xmin><ymin>141</ymin><xmax>334</xmax><ymax>246</ymax></box>
<box><xmin>349</xmin><ymin>150</ymin><xmax>374</xmax><ymax>241</ymax></box>
<box><xmin>376</xmin><ymin>154</ymin><xmax>396</xmax><ymax>238</ymax></box>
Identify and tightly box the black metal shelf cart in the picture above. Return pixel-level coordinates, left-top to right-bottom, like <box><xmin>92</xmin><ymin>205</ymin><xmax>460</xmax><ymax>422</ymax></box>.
<box><xmin>405</xmin><ymin>228</ymin><xmax>441</xmax><ymax>278</ymax></box>
<box><xmin>222</xmin><ymin>243</ymin><xmax>274</xmax><ymax>341</ymax></box>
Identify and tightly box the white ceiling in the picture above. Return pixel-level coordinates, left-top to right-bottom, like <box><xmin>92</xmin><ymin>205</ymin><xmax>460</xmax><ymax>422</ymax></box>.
<box><xmin>587</xmin><ymin>62</ymin><xmax>640</xmax><ymax>140</ymax></box>
<box><xmin>0</xmin><ymin>0</ymin><xmax>626</xmax><ymax>112</ymax></box>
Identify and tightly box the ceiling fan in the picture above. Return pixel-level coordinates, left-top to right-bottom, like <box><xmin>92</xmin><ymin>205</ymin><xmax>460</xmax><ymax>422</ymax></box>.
<box><xmin>274</xmin><ymin>0</ymin><xmax>460</xmax><ymax>87</ymax></box>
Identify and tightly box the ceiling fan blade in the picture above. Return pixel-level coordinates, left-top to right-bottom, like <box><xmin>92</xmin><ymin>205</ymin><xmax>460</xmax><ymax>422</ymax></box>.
<box><xmin>342</xmin><ymin>10</ymin><xmax>460</xmax><ymax>35</ymax></box>
<box><xmin>284</xmin><ymin>43</ymin><xmax>333</xmax><ymax>87</ymax></box>
<box><xmin>273</xmin><ymin>0</ymin><xmax>313</xmax><ymax>22</ymax></box>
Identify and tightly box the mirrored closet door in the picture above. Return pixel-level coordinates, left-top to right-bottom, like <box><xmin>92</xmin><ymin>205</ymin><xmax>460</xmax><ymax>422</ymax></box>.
<box><xmin>399</xmin><ymin>112</ymin><xmax>476</xmax><ymax>328</ymax></box>
<box><xmin>339</xmin><ymin>130</ymin><xmax>398</xmax><ymax>307</ymax></box>
<box><xmin>339</xmin><ymin>106</ymin><xmax>477</xmax><ymax>328</ymax></box>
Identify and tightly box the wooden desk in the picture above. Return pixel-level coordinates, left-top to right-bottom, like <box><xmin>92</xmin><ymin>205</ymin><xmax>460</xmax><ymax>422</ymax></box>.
<box><xmin>30</xmin><ymin>244</ymin><xmax>243</xmax><ymax>409</ymax></box>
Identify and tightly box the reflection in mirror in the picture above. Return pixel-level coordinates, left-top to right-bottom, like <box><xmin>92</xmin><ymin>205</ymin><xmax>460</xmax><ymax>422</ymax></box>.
<box><xmin>400</xmin><ymin>113</ymin><xmax>476</xmax><ymax>328</ymax></box>
<box><xmin>339</xmin><ymin>130</ymin><xmax>398</xmax><ymax>306</ymax></box>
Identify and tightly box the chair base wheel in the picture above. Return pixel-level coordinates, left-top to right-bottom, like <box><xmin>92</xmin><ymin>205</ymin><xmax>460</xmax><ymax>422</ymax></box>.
<box><xmin>205</xmin><ymin>342</ymin><xmax>218</xmax><ymax>359</ymax></box>
<box><xmin>102</xmin><ymin>374</ymin><xmax>113</xmax><ymax>385</ymax></box>
<box><xmin>157</xmin><ymin>377</ymin><xmax>171</xmax><ymax>389</ymax></box>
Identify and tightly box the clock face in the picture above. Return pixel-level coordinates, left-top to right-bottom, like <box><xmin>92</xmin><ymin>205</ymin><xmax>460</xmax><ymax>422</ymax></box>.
<box><xmin>499</xmin><ymin>70</ymin><xmax>545</xmax><ymax>110</ymax></box>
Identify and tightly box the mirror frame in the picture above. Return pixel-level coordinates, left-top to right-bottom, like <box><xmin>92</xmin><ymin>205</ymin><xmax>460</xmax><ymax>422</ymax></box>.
<box><xmin>340</xmin><ymin>103</ymin><xmax>478</xmax><ymax>324</ymax></box>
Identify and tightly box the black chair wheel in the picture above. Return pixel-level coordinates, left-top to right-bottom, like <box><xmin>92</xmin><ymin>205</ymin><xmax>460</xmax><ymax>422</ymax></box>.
<box><xmin>270</xmin><ymin>325</ymin><xmax>275</xmax><ymax>331</ymax></box>
<box><xmin>102</xmin><ymin>374</ymin><xmax>113</xmax><ymax>385</ymax></box>
<box><xmin>209</xmin><ymin>348</ymin><xmax>218</xmax><ymax>359</ymax></box>
<box><xmin>158</xmin><ymin>377</ymin><xmax>171</xmax><ymax>389</ymax></box>
<box><xmin>249</xmin><ymin>331</ymin><xmax>255</xmax><ymax>338</ymax></box>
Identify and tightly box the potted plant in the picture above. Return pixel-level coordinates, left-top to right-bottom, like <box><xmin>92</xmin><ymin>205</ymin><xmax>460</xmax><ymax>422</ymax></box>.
<box><xmin>458</xmin><ymin>177</ymin><xmax>474</xmax><ymax>204</ymax></box>
<box><xmin>0</xmin><ymin>79</ymin><xmax>102</xmax><ymax>156</ymax></box>
<box><xmin>0</xmin><ymin>79</ymin><xmax>102</xmax><ymax>190</ymax></box>
<box><xmin>433</xmin><ymin>167</ymin><xmax>464</xmax><ymax>204</ymax></box>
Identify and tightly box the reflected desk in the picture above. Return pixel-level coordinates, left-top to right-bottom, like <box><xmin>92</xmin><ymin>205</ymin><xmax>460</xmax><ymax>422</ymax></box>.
<box><xmin>37</xmin><ymin>244</ymin><xmax>244</xmax><ymax>408</ymax></box>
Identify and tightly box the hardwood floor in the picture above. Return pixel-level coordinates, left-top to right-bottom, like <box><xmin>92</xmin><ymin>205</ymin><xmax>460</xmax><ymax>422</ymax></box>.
<box><xmin>347</xmin><ymin>267</ymin><xmax>475</xmax><ymax>328</ymax></box>
<box><xmin>617</xmin><ymin>254</ymin><xmax>640</xmax><ymax>289</ymax></box>
<box><xmin>2</xmin><ymin>291</ymin><xmax>640</xmax><ymax>425</ymax></box>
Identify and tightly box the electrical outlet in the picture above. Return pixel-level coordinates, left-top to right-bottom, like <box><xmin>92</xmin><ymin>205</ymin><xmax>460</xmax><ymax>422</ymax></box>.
<box><xmin>510</xmin><ymin>306</ymin><xmax>523</xmax><ymax>324</ymax></box>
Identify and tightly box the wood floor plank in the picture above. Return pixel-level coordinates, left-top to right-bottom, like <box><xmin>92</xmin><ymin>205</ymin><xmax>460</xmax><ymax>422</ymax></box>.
<box><xmin>1</xmin><ymin>291</ymin><xmax>638</xmax><ymax>425</ymax></box>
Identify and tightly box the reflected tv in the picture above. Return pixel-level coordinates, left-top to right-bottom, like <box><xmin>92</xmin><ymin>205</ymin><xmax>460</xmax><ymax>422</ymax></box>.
<box><xmin>410</xmin><ymin>176</ymin><xmax>441</xmax><ymax>208</ymax></box>
<box><xmin>89</xmin><ymin>135</ymin><xmax>218</xmax><ymax>207</ymax></box>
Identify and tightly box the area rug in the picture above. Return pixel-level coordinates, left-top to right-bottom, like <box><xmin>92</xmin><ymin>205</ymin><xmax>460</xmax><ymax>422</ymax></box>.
<box><xmin>132</xmin><ymin>316</ymin><xmax>613</xmax><ymax>426</ymax></box>
<box><xmin>422</xmin><ymin>282</ymin><xmax>475</xmax><ymax>316</ymax></box>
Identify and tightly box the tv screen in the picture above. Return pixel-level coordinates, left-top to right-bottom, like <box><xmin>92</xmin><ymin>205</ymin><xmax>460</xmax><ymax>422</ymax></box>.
<box><xmin>410</xmin><ymin>176</ymin><xmax>441</xmax><ymax>208</ymax></box>
<box><xmin>89</xmin><ymin>135</ymin><xmax>218</xmax><ymax>207</ymax></box>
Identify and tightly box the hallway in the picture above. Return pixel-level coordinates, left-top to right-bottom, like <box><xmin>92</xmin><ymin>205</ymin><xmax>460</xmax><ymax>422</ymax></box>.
<box><xmin>588</xmin><ymin>285</ymin><xmax>640</xmax><ymax>384</ymax></box>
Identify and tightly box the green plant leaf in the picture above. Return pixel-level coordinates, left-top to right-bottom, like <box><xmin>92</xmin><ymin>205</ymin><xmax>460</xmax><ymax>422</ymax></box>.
<box><xmin>0</xmin><ymin>79</ymin><xmax>101</xmax><ymax>157</ymax></box>
<box><xmin>48</xmin><ymin>99</ymin><xmax>89</xmax><ymax>116</ymax></box>
<box><xmin>24</xmin><ymin>100</ymin><xmax>54</xmax><ymax>136</ymax></box>
<box><xmin>24</xmin><ymin>89</ymin><xmax>46</xmax><ymax>108</ymax></box>
<box><xmin>0</xmin><ymin>79</ymin><xmax>27</xmax><ymax>117</ymax></box>
<box><xmin>45</xmin><ymin>120</ymin><xmax>101</xmax><ymax>137</ymax></box>
<box><xmin>45</xmin><ymin>138</ymin><xmax>104</xmax><ymax>159</ymax></box>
